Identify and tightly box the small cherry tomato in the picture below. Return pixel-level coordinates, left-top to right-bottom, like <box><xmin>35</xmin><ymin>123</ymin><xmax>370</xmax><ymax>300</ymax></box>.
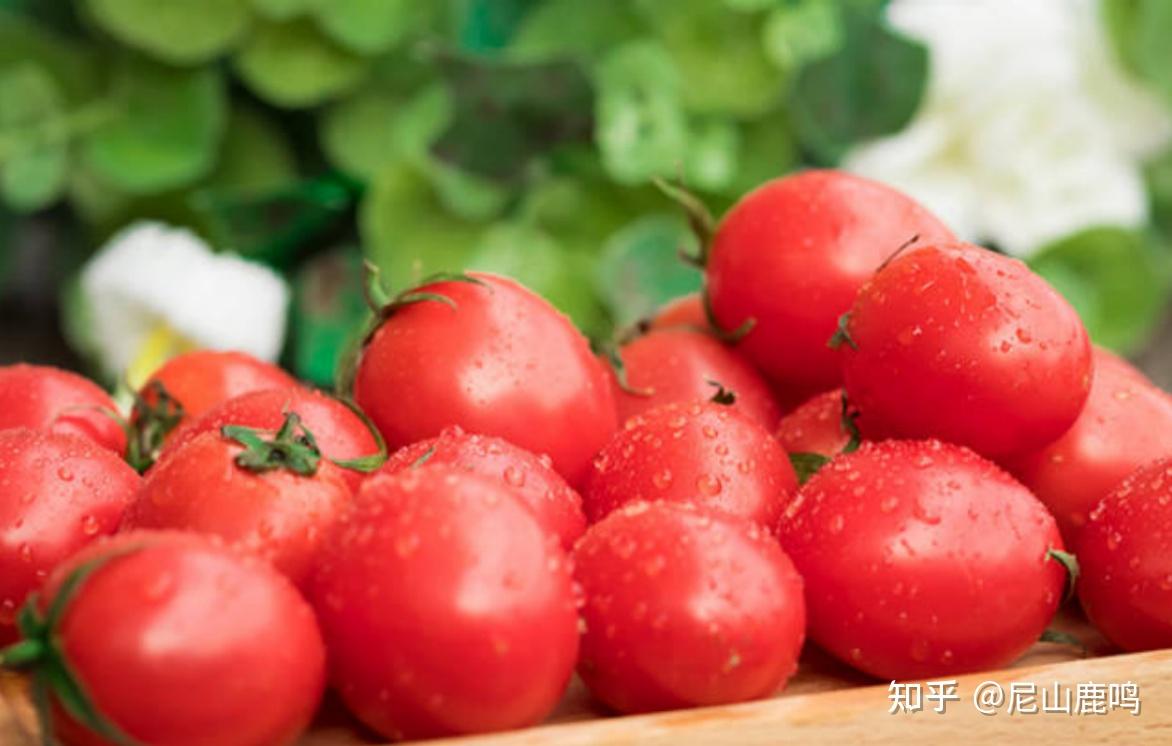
<box><xmin>775</xmin><ymin>389</ymin><xmax>865</xmax><ymax>459</ymax></box>
<box><xmin>380</xmin><ymin>426</ymin><xmax>586</xmax><ymax>550</ymax></box>
<box><xmin>574</xmin><ymin>501</ymin><xmax>806</xmax><ymax>714</ymax></box>
<box><xmin>647</xmin><ymin>293</ymin><xmax>706</xmax><ymax>330</ymax></box>
<box><xmin>584</xmin><ymin>399</ymin><xmax>797</xmax><ymax>528</ymax></box>
<box><xmin>776</xmin><ymin>440</ymin><xmax>1067</xmax><ymax>679</ymax></box>
<box><xmin>0</xmin><ymin>364</ymin><xmax>125</xmax><ymax>455</ymax></box>
<box><xmin>310</xmin><ymin>467</ymin><xmax>579</xmax><ymax>741</ymax></box>
<box><xmin>0</xmin><ymin>428</ymin><xmax>139</xmax><ymax>643</ymax></box>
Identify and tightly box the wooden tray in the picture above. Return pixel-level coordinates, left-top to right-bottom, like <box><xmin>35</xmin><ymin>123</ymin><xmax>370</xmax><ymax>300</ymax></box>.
<box><xmin>3</xmin><ymin>609</ymin><xmax>1168</xmax><ymax>744</ymax></box>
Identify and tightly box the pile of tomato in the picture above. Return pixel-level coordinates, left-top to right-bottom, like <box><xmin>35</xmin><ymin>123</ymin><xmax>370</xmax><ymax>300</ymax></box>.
<box><xmin>3</xmin><ymin>169</ymin><xmax>1172</xmax><ymax>745</ymax></box>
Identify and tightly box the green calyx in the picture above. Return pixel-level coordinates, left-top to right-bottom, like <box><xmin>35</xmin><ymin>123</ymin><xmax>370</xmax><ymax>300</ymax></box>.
<box><xmin>840</xmin><ymin>391</ymin><xmax>862</xmax><ymax>453</ymax></box>
<box><xmin>827</xmin><ymin>312</ymin><xmax>857</xmax><ymax>351</ymax></box>
<box><xmin>652</xmin><ymin>176</ymin><xmax>716</xmax><ymax>268</ymax></box>
<box><xmin>596</xmin><ymin>341</ymin><xmax>653</xmax><ymax>397</ymax></box>
<box><xmin>789</xmin><ymin>452</ymin><xmax>830</xmax><ymax>485</ymax></box>
<box><xmin>222</xmin><ymin>412</ymin><xmax>323</xmax><ymax>476</ymax></box>
<box><xmin>126</xmin><ymin>381</ymin><xmax>186</xmax><ymax>473</ymax></box>
<box><xmin>0</xmin><ymin>556</ymin><xmax>139</xmax><ymax>746</ymax></box>
<box><xmin>701</xmin><ymin>290</ymin><xmax>755</xmax><ymax>344</ymax></box>
<box><xmin>1047</xmin><ymin>548</ymin><xmax>1081</xmax><ymax>604</ymax></box>
<box><xmin>706</xmin><ymin>379</ymin><xmax>737</xmax><ymax>406</ymax></box>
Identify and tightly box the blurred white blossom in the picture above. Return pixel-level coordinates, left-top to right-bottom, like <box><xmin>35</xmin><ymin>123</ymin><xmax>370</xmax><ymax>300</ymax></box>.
<box><xmin>81</xmin><ymin>222</ymin><xmax>289</xmax><ymax>383</ymax></box>
<box><xmin>844</xmin><ymin>0</ymin><xmax>1171</xmax><ymax>256</ymax></box>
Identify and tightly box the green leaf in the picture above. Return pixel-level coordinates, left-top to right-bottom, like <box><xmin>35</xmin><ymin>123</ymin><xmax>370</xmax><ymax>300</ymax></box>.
<box><xmin>727</xmin><ymin>111</ymin><xmax>796</xmax><ymax>195</ymax></box>
<box><xmin>789</xmin><ymin>452</ymin><xmax>830</xmax><ymax>484</ymax></box>
<box><xmin>251</xmin><ymin>0</ymin><xmax>314</xmax><ymax>20</ymax></box>
<box><xmin>456</xmin><ymin>0</ymin><xmax>541</xmax><ymax>52</ymax></box>
<box><xmin>81</xmin><ymin>57</ymin><xmax>226</xmax><ymax>194</ymax></box>
<box><xmin>424</xmin><ymin>158</ymin><xmax>509</xmax><ymax>221</ymax></box>
<box><xmin>0</xmin><ymin>64</ymin><xmax>67</xmax><ymax>211</ymax></box>
<box><xmin>595</xmin><ymin>213</ymin><xmax>703</xmax><ymax>328</ymax></box>
<box><xmin>290</xmin><ymin>248</ymin><xmax>370</xmax><ymax>386</ymax></box>
<box><xmin>763</xmin><ymin>0</ymin><xmax>843</xmax><ymax>70</ymax></box>
<box><xmin>789</xmin><ymin>2</ymin><xmax>927</xmax><ymax>164</ymax></box>
<box><xmin>316</xmin><ymin>0</ymin><xmax>428</xmax><ymax>55</ymax></box>
<box><xmin>235</xmin><ymin>19</ymin><xmax>367</xmax><ymax>108</ymax></box>
<box><xmin>1103</xmin><ymin>0</ymin><xmax>1172</xmax><ymax>105</ymax></box>
<box><xmin>508</xmin><ymin>0</ymin><xmax>644</xmax><ymax>61</ymax></box>
<box><xmin>0</xmin><ymin>11</ymin><xmax>98</xmax><ymax>102</ymax></box>
<box><xmin>1029</xmin><ymin>226</ymin><xmax>1170</xmax><ymax>355</ymax></box>
<box><xmin>205</xmin><ymin>107</ymin><xmax>297</xmax><ymax>194</ymax></box>
<box><xmin>86</xmin><ymin>0</ymin><xmax>250</xmax><ymax>64</ymax></box>
<box><xmin>684</xmin><ymin>119</ymin><xmax>739</xmax><ymax>193</ymax></box>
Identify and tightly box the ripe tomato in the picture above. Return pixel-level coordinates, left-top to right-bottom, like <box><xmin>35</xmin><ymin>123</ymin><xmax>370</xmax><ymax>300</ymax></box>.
<box><xmin>610</xmin><ymin>328</ymin><xmax>781</xmax><ymax>429</ymax></box>
<box><xmin>161</xmin><ymin>387</ymin><xmax>381</xmax><ymax>492</ymax></box>
<box><xmin>706</xmin><ymin>170</ymin><xmax>954</xmax><ymax>397</ymax></box>
<box><xmin>1</xmin><ymin>530</ymin><xmax>324</xmax><ymax>746</ymax></box>
<box><xmin>775</xmin><ymin>389</ymin><xmax>864</xmax><ymax>458</ymax></box>
<box><xmin>310</xmin><ymin>467</ymin><xmax>578</xmax><ymax>740</ymax></box>
<box><xmin>840</xmin><ymin>242</ymin><xmax>1092</xmax><ymax>459</ymax></box>
<box><xmin>776</xmin><ymin>440</ymin><xmax>1066</xmax><ymax>679</ymax></box>
<box><xmin>0</xmin><ymin>429</ymin><xmax>139</xmax><ymax>643</ymax></box>
<box><xmin>584</xmin><ymin>400</ymin><xmax>797</xmax><ymax>528</ymax></box>
<box><xmin>0</xmin><ymin>364</ymin><xmax>126</xmax><ymax>455</ymax></box>
<box><xmin>124</xmin><ymin>416</ymin><xmax>352</xmax><ymax>587</ymax></box>
<box><xmin>647</xmin><ymin>293</ymin><xmax>706</xmax><ymax>330</ymax></box>
<box><xmin>380</xmin><ymin>426</ymin><xmax>586</xmax><ymax>550</ymax></box>
<box><xmin>1006</xmin><ymin>348</ymin><xmax>1172</xmax><ymax>543</ymax></box>
<box><xmin>573</xmin><ymin>501</ymin><xmax>806</xmax><ymax>714</ymax></box>
<box><xmin>354</xmin><ymin>273</ymin><xmax>616</xmax><ymax>487</ymax></box>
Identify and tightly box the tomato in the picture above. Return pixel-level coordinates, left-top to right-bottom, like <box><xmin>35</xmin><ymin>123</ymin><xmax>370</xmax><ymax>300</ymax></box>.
<box><xmin>161</xmin><ymin>387</ymin><xmax>381</xmax><ymax>492</ymax></box>
<box><xmin>611</xmin><ymin>328</ymin><xmax>781</xmax><ymax>429</ymax></box>
<box><xmin>647</xmin><ymin>293</ymin><xmax>706</xmax><ymax>330</ymax></box>
<box><xmin>0</xmin><ymin>364</ymin><xmax>125</xmax><ymax>455</ymax></box>
<box><xmin>123</xmin><ymin>416</ymin><xmax>352</xmax><ymax>587</ymax></box>
<box><xmin>573</xmin><ymin>501</ymin><xmax>805</xmax><ymax>714</ymax></box>
<box><xmin>380</xmin><ymin>426</ymin><xmax>586</xmax><ymax>550</ymax></box>
<box><xmin>583</xmin><ymin>400</ymin><xmax>797</xmax><ymax>528</ymax></box>
<box><xmin>840</xmin><ymin>242</ymin><xmax>1092</xmax><ymax>459</ymax></box>
<box><xmin>706</xmin><ymin>170</ymin><xmax>954</xmax><ymax>398</ymax></box>
<box><xmin>1079</xmin><ymin>457</ymin><xmax>1172</xmax><ymax>651</ymax></box>
<box><xmin>309</xmin><ymin>467</ymin><xmax>578</xmax><ymax>740</ymax></box>
<box><xmin>776</xmin><ymin>440</ymin><xmax>1066</xmax><ymax>679</ymax></box>
<box><xmin>0</xmin><ymin>530</ymin><xmax>324</xmax><ymax>746</ymax></box>
<box><xmin>775</xmin><ymin>389</ymin><xmax>865</xmax><ymax>459</ymax></box>
<box><xmin>354</xmin><ymin>273</ymin><xmax>616</xmax><ymax>487</ymax></box>
<box><xmin>1005</xmin><ymin>348</ymin><xmax>1172</xmax><ymax>544</ymax></box>
<box><xmin>0</xmin><ymin>429</ymin><xmax>139</xmax><ymax>644</ymax></box>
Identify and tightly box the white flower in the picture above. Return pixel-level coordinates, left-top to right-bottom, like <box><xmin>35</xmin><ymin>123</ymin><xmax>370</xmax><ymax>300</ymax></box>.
<box><xmin>844</xmin><ymin>0</ymin><xmax>1171</xmax><ymax>256</ymax></box>
<box><xmin>81</xmin><ymin>221</ymin><xmax>289</xmax><ymax>384</ymax></box>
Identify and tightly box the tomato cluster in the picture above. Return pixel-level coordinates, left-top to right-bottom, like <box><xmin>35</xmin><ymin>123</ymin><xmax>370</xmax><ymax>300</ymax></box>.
<box><xmin>2</xmin><ymin>169</ymin><xmax>1171</xmax><ymax>745</ymax></box>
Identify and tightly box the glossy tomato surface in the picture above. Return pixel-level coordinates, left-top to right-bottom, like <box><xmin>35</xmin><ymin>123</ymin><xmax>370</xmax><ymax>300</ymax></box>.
<box><xmin>1006</xmin><ymin>348</ymin><xmax>1172</xmax><ymax>543</ymax></box>
<box><xmin>647</xmin><ymin>293</ymin><xmax>706</xmax><ymax>330</ymax></box>
<box><xmin>611</xmin><ymin>328</ymin><xmax>780</xmax><ymax>429</ymax></box>
<box><xmin>354</xmin><ymin>273</ymin><xmax>616</xmax><ymax>487</ymax></box>
<box><xmin>310</xmin><ymin>468</ymin><xmax>579</xmax><ymax>740</ymax></box>
<box><xmin>1079</xmin><ymin>458</ymin><xmax>1172</xmax><ymax>652</ymax></box>
<box><xmin>161</xmin><ymin>387</ymin><xmax>380</xmax><ymax>491</ymax></box>
<box><xmin>380</xmin><ymin>426</ymin><xmax>586</xmax><ymax>550</ymax></box>
<box><xmin>140</xmin><ymin>350</ymin><xmax>297</xmax><ymax>429</ymax></box>
<box><xmin>0</xmin><ymin>429</ymin><xmax>139</xmax><ymax>643</ymax></box>
<box><xmin>0</xmin><ymin>364</ymin><xmax>126</xmax><ymax>455</ymax></box>
<box><xmin>574</xmin><ymin>501</ymin><xmax>806</xmax><ymax>714</ymax></box>
<box><xmin>706</xmin><ymin>170</ymin><xmax>954</xmax><ymax>397</ymax></box>
<box><xmin>776</xmin><ymin>440</ymin><xmax>1066</xmax><ymax>680</ymax></box>
<box><xmin>584</xmin><ymin>401</ymin><xmax>797</xmax><ymax>528</ymax></box>
<box><xmin>124</xmin><ymin>429</ymin><xmax>352</xmax><ymax>586</ymax></box>
<box><xmin>775</xmin><ymin>389</ymin><xmax>860</xmax><ymax>458</ymax></box>
<box><xmin>43</xmin><ymin>531</ymin><xmax>325</xmax><ymax>746</ymax></box>
<box><xmin>840</xmin><ymin>242</ymin><xmax>1092</xmax><ymax>459</ymax></box>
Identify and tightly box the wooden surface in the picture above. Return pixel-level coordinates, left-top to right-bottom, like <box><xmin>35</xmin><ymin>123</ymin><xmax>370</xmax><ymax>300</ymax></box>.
<box><xmin>2</xmin><ymin>609</ymin><xmax>1166</xmax><ymax>744</ymax></box>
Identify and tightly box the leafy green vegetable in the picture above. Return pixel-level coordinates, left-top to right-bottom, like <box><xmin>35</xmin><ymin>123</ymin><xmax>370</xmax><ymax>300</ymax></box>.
<box><xmin>1103</xmin><ymin>0</ymin><xmax>1172</xmax><ymax>106</ymax></box>
<box><xmin>86</xmin><ymin>0</ymin><xmax>250</xmax><ymax>64</ymax></box>
<box><xmin>205</xmin><ymin>107</ymin><xmax>297</xmax><ymax>194</ymax></box>
<box><xmin>764</xmin><ymin>0</ymin><xmax>843</xmax><ymax>70</ymax></box>
<box><xmin>683</xmin><ymin>119</ymin><xmax>739</xmax><ymax>193</ymax></box>
<box><xmin>509</xmin><ymin>0</ymin><xmax>644</xmax><ymax>61</ymax></box>
<box><xmin>315</xmin><ymin>0</ymin><xmax>427</xmax><ymax>55</ymax></box>
<box><xmin>0</xmin><ymin>64</ymin><xmax>68</xmax><ymax>211</ymax></box>
<box><xmin>0</xmin><ymin>11</ymin><xmax>97</xmax><ymax>101</ymax></box>
<box><xmin>321</xmin><ymin>84</ymin><xmax>452</xmax><ymax>180</ymax></box>
<box><xmin>234</xmin><ymin>19</ymin><xmax>367</xmax><ymax>108</ymax></box>
<box><xmin>290</xmin><ymin>248</ymin><xmax>370</xmax><ymax>385</ymax></box>
<box><xmin>595</xmin><ymin>213</ymin><xmax>703</xmax><ymax>328</ymax></box>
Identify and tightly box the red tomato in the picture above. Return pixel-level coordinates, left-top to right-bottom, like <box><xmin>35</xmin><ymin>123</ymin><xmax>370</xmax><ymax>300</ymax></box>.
<box><xmin>7</xmin><ymin>530</ymin><xmax>324</xmax><ymax>746</ymax></box>
<box><xmin>611</xmin><ymin>328</ymin><xmax>781</xmax><ymax>429</ymax></box>
<box><xmin>139</xmin><ymin>350</ymin><xmax>297</xmax><ymax>428</ymax></box>
<box><xmin>1006</xmin><ymin>348</ymin><xmax>1172</xmax><ymax>543</ymax></box>
<box><xmin>161</xmin><ymin>387</ymin><xmax>381</xmax><ymax>492</ymax></box>
<box><xmin>354</xmin><ymin>273</ymin><xmax>616</xmax><ymax>487</ymax></box>
<box><xmin>573</xmin><ymin>501</ymin><xmax>806</xmax><ymax>714</ymax></box>
<box><xmin>776</xmin><ymin>440</ymin><xmax>1066</xmax><ymax>679</ymax></box>
<box><xmin>840</xmin><ymin>242</ymin><xmax>1092</xmax><ymax>459</ymax></box>
<box><xmin>584</xmin><ymin>400</ymin><xmax>797</xmax><ymax>528</ymax></box>
<box><xmin>0</xmin><ymin>429</ymin><xmax>139</xmax><ymax>643</ymax></box>
<box><xmin>775</xmin><ymin>389</ymin><xmax>863</xmax><ymax>458</ymax></box>
<box><xmin>706</xmin><ymin>170</ymin><xmax>954</xmax><ymax>397</ymax></box>
<box><xmin>380</xmin><ymin>426</ymin><xmax>586</xmax><ymax>550</ymax></box>
<box><xmin>309</xmin><ymin>468</ymin><xmax>578</xmax><ymax>740</ymax></box>
<box><xmin>0</xmin><ymin>364</ymin><xmax>126</xmax><ymax>455</ymax></box>
<box><xmin>124</xmin><ymin>419</ymin><xmax>352</xmax><ymax>587</ymax></box>
<box><xmin>648</xmin><ymin>293</ymin><xmax>706</xmax><ymax>330</ymax></box>
<box><xmin>1079</xmin><ymin>458</ymin><xmax>1172</xmax><ymax>651</ymax></box>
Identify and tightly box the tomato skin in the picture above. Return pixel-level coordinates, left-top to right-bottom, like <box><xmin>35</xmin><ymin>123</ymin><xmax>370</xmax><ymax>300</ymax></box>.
<box><xmin>141</xmin><ymin>350</ymin><xmax>297</xmax><ymax>429</ymax></box>
<box><xmin>124</xmin><ymin>430</ymin><xmax>352</xmax><ymax>587</ymax></box>
<box><xmin>309</xmin><ymin>468</ymin><xmax>579</xmax><ymax>740</ymax></box>
<box><xmin>648</xmin><ymin>293</ymin><xmax>706</xmax><ymax>330</ymax></box>
<box><xmin>354</xmin><ymin>273</ymin><xmax>616</xmax><ymax>487</ymax></box>
<box><xmin>379</xmin><ymin>426</ymin><xmax>586</xmax><ymax>550</ymax></box>
<box><xmin>43</xmin><ymin>531</ymin><xmax>325</xmax><ymax>746</ymax></box>
<box><xmin>573</xmin><ymin>501</ymin><xmax>806</xmax><ymax>714</ymax></box>
<box><xmin>1079</xmin><ymin>458</ymin><xmax>1172</xmax><ymax>651</ymax></box>
<box><xmin>0</xmin><ymin>364</ymin><xmax>126</xmax><ymax>455</ymax></box>
<box><xmin>775</xmin><ymin>389</ymin><xmax>857</xmax><ymax>458</ymax></box>
<box><xmin>841</xmin><ymin>242</ymin><xmax>1092</xmax><ymax>459</ymax></box>
<box><xmin>1005</xmin><ymin>348</ymin><xmax>1172</xmax><ymax>544</ymax></box>
<box><xmin>611</xmin><ymin>328</ymin><xmax>781</xmax><ymax>429</ymax></box>
<box><xmin>161</xmin><ymin>387</ymin><xmax>379</xmax><ymax>492</ymax></box>
<box><xmin>584</xmin><ymin>401</ymin><xmax>797</xmax><ymax>528</ymax></box>
<box><xmin>0</xmin><ymin>429</ymin><xmax>139</xmax><ymax>643</ymax></box>
<box><xmin>706</xmin><ymin>170</ymin><xmax>954</xmax><ymax>396</ymax></box>
<box><xmin>776</xmin><ymin>440</ymin><xmax>1065</xmax><ymax>680</ymax></box>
